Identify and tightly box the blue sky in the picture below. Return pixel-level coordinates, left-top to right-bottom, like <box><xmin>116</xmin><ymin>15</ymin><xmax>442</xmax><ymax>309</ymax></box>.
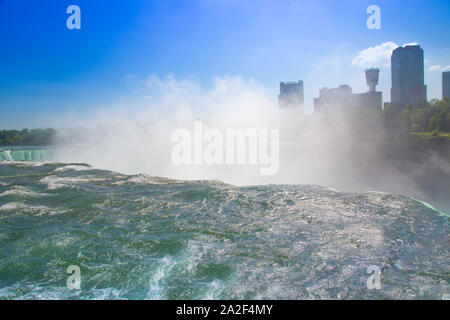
<box><xmin>0</xmin><ymin>0</ymin><xmax>449</xmax><ymax>128</ymax></box>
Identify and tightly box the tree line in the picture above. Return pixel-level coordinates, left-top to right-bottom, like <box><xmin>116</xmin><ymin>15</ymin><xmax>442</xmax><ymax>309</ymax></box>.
<box><xmin>0</xmin><ymin>128</ymin><xmax>56</xmax><ymax>146</ymax></box>
<box><xmin>1</xmin><ymin>99</ymin><xmax>449</xmax><ymax>146</ymax></box>
<box><xmin>383</xmin><ymin>98</ymin><xmax>450</xmax><ymax>134</ymax></box>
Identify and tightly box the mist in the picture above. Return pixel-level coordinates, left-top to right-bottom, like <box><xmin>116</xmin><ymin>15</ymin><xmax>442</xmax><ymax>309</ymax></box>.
<box><xmin>52</xmin><ymin>75</ymin><xmax>450</xmax><ymax>212</ymax></box>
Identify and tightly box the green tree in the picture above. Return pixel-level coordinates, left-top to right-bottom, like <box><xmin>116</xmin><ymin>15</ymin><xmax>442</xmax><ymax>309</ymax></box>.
<box><xmin>428</xmin><ymin>113</ymin><xmax>440</xmax><ymax>131</ymax></box>
<box><xmin>400</xmin><ymin>109</ymin><xmax>412</xmax><ymax>130</ymax></box>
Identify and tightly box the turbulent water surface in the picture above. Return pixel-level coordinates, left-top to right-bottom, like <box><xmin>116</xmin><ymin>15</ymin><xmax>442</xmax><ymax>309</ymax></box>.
<box><xmin>0</xmin><ymin>147</ymin><xmax>449</xmax><ymax>299</ymax></box>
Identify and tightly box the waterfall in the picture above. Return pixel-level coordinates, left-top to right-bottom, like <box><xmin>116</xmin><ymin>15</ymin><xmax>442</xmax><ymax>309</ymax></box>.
<box><xmin>4</xmin><ymin>150</ymin><xmax>12</xmax><ymax>161</ymax></box>
<box><xmin>0</xmin><ymin>148</ymin><xmax>54</xmax><ymax>162</ymax></box>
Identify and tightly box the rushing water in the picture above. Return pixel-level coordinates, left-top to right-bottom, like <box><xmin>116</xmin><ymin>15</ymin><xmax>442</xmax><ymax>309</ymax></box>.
<box><xmin>0</xmin><ymin>148</ymin><xmax>449</xmax><ymax>299</ymax></box>
<box><xmin>0</xmin><ymin>147</ymin><xmax>55</xmax><ymax>162</ymax></box>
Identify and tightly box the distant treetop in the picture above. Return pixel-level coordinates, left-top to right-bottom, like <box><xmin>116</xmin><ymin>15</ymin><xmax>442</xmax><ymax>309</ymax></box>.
<box><xmin>0</xmin><ymin>128</ymin><xmax>56</xmax><ymax>146</ymax></box>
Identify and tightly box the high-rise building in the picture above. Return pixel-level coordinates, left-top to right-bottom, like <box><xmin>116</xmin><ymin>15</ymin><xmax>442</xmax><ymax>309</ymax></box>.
<box><xmin>314</xmin><ymin>85</ymin><xmax>353</xmax><ymax>113</ymax></box>
<box><xmin>278</xmin><ymin>81</ymin><xmax>304</xmax><ymax>114</ymax></box>
<box><xmin>390</xmin><ymin>45</ymin><xmax>427</xmax><ymax>107</ymax></box>
<box><xmin>365</xmin><ymin>68</ymin><xmax>379</xmax><ymax>92</ymax></box>
<box><xmin>314</xmin><ymin>69</ymin><xmax>382</xmax><ymax>113</ymax></box>
<box><xmin>443</xmin><ymin>71</ymin><xmax>450</xmax><ymax>99</ymax></box>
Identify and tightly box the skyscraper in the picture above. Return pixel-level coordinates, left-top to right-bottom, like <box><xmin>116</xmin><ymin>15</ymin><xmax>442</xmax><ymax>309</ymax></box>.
<box><xmin>443</xmin><ymin>71</ymin><xmax>450</xmax><ymax>99</ymax></box>
<box><xmin>313</xmin><ymin>69</ymin><xmax>382</xmax><ymax>113</ymax></box>
<box><xmin>365</xmin><ymin>68</ymin><xmax>379</xmax><ymax>92</ymax></box>
<box><xmin>314</xmin><ymin>85</ymin><xmax>353</xmax><ymax>113</ymax></box>
<box><xmin>278</xmin><ymin>81</ymin><xmax>304</xmax><ymax>114</ymax></box>
<box><xmin>390</xmin><ymin>45</ymin><xmax>427</xmax><ymax>107</ymax></box>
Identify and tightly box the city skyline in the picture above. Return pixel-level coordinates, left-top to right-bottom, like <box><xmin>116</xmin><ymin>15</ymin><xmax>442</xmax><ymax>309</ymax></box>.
<box><xmin>0</xmin><ymin>0</ymin><xmax>450</xmax><ymax>128</ymax></box>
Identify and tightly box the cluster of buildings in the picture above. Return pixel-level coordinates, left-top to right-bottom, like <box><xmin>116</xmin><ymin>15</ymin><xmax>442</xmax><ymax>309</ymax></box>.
<box><xmin>313</xmin><ymin>68</ymin><xmax>382</xmax><ymax>113</ymax></box>
<box><xmin>278</xmin><ymin>44</ymin><xmax>450</xmax><ymax>115</ymax></box>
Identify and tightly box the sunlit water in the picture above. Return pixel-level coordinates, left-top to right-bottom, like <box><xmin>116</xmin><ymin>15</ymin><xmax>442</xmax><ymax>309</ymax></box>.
<box><xmin>0</xmin><ymin>147</ymin><xmax>448</xmax><ymax>299</ymax></box>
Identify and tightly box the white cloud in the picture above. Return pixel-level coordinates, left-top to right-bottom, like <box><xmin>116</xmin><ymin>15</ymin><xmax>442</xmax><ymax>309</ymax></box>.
<box><xmin>428</xmin><ymin>65</ymin><xmax>441</xmax><ymax>71</ymax></box>
<box><xmin>352</xmin><ymin>42</ymin><xmax>419</xmax><ymax>68</ymax></box>
<box><xmin>428</xmin><ymin>65</ymin><xmax>450</xmax><ymax>72</ymax></box>
<box><xmin>352</xmin><ymin>42</ymin><xmax>397</xmax><ymax>67</ymax></box>
<box><xmin>403</xmin><ymin>42</ymin><xmax>419</xmax><ymax>47</ymax></box>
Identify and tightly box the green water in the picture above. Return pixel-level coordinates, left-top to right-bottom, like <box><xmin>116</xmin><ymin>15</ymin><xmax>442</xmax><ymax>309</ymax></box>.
<box><xmin>0</xmin><ymin>149</ymin><xmax>449</xmax><ymax>299</ymax></box>
<box><xmin>0</xmin><ymin>147</ymin><xmax>55</xmax><ymax>162</ymax></box>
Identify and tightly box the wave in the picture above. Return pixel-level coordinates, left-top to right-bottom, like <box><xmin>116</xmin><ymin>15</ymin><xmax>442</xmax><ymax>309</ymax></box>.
<box><xmin>0</xmin><ymin>185</ymin><xmax>50</xmax><ymax>198</ymax></box>
<box><xmin>409</xmin><ymin>197</ymin><xmax>450</xmax><ymax>218</ymax></box>
<box><xmin>0</xmin><ymin>202</ymin><xmax>66</xmax><ymax>217</ymax></box>
<box><xmin>53</xmin><ymin>164</ymin><xmax>94</xmax><ymax>172</ymax></box>
<box><xmin>39</xmin><ymin>175</ymin><xmax>108</xmax><ymax>190</ymax></box>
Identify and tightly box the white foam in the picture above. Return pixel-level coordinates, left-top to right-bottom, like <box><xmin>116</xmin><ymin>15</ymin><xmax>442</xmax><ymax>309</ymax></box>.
<box><xmin>0</xmin><ymin>185</ymin><xmax>50</xmax><ymax>198</ymax></box>
<box><xmin>39</xmin><ymin>175</ymin><xmax>106</xmax><ymax>190</ymax></box>
<box><xmin>112</xmin><ymin>174</ymin><xmax>159</xmax><ymax>186</ymax></box>
<box><xmin>0</xmin><ymin>160</ymin><xmax>48</xmax><ymax>167</ymax></box>
<box><xmin>54</xmin><ymin>165</ymin><xmax>94</xmax><ymax>172</ymax></box>
<box><xmin>0</xmin><ymin>202</ymin><xmax>48</xmax><ymax>213</ymax></box>
<box><xmin>0</xmin><ymin>201</ymin><xmax>67</xmax><ymax>216</ymax></box>
<box><xmin>202</xmin><ymin>279</ymin><xmax>225</xmax><ymax>299</ymax></box>
<box><xmin>0</xmin><ymin>202</ymin><xmax>23</xmax><ymax>211</ymax></box>
<box><xmin>2</xmin><ymin>150</ymin><xmax>12</xmax><ymax>161</ymax></box>
<box><xmin>146</xmin><ymin>256</ymin><xmax>175</xmax><ymax>299</ymax></box>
